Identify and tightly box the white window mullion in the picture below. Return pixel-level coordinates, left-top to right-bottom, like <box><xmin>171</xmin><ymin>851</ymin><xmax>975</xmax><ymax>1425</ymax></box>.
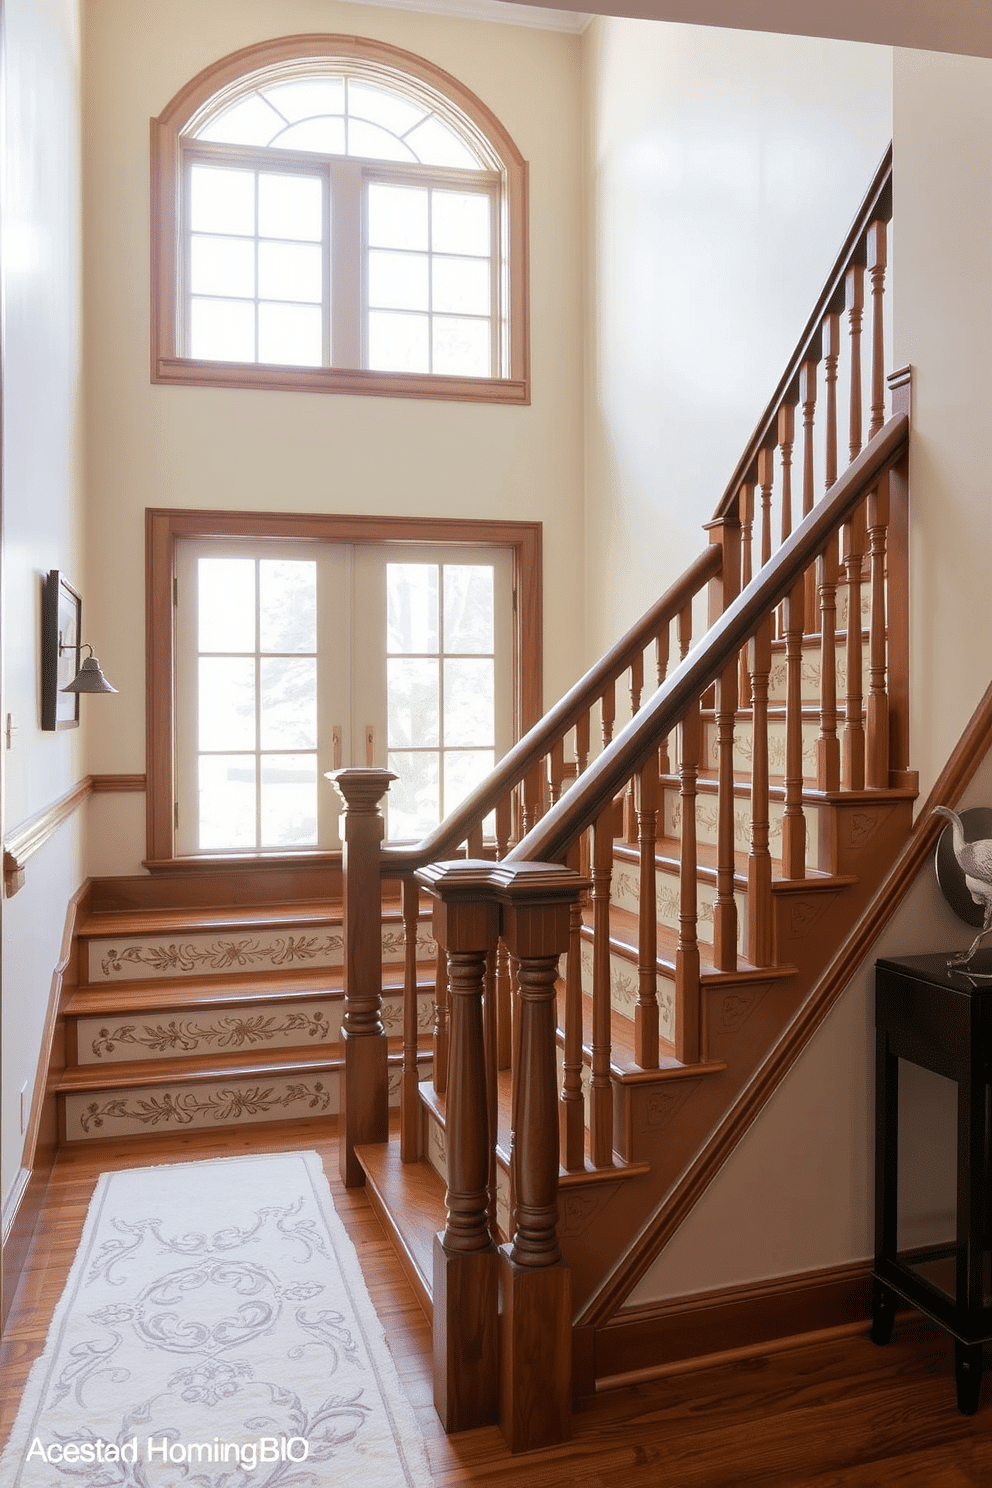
<box><xmin>331</xmin><ymin>158</ymin><xmax>363</xmax><ymax>368</ymax></box>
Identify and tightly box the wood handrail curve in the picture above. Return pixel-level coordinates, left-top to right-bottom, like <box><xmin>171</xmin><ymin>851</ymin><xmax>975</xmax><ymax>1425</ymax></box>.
<box><xmin>712</xmin><ymin>144</ymin><xmax>892</xmax><ymax>521</ymax></box>
<box><xmin>380</xmin><ymin>545</ymin><xmax>721</xmax><ymax>875</ymax></box>
<box><xmin>508</xmin><ymin>411</ymin><xmax>909</xmax><ymax>868</ymax></box>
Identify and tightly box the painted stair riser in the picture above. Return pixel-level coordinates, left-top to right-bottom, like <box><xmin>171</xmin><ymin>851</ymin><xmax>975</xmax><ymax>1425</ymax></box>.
<box><xmin>766</xmin><ymin>636</ymin><xmax>868</xmax><ymax>705</ymax></box>
<box><xmin>700</xmin><ymin>716</ymin><xmax>821</xmax><ymax>785</ymax></box>
<box><xmin>578</xmin><ymin>940</ymin><xmax>676</xmax><ymax>1043</ymax></box>
<box><xmin>62</xmin><ymin>1065</ymin><xmax>420</xmax><ymax>1142</ymax></box>
<box><xmin>85</xmin><ymin>919</ymin><xmax>436</xmax><ymax>983</ymax></box>
<box><xmin>71</xmin><ymin>988</ymin><xmax>437</xmax><ymax>1066</ymax></box>
<box><xmin>611</xmin><ymin>857</ymin><xmax>748</xmax><ymax>955</ymax></box>
<box><xmin>661</xmin><ymin>787</ymin><xmax>822</xmax><ymax>865</ymax></box>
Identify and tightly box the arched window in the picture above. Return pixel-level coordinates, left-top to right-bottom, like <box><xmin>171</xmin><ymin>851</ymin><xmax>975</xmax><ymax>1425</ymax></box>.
<box><xmin>151</xmin><ymin>36</ymin><xmax>529</xmax><ymax>402</ymax></box>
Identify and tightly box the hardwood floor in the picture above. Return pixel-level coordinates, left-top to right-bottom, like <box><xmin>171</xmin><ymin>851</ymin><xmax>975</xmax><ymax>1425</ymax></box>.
<box><xmin>2</xmin><ymin>1120</ymin><xmax>990</xmax><ymax>1486</ymax></box>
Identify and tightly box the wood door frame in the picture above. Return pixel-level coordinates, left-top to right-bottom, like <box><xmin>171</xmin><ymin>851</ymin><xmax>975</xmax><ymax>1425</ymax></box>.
<box><xmin>145</xmin><ymin>507</ymin><xmax>542</xmax><ymax>869</ymax></box>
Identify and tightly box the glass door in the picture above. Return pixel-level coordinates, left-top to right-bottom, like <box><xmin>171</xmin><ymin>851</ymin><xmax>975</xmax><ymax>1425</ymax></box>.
<box><xmin>175</xmin><ymin>538</ymin><xmax>512</xmax><ymax>853</ymax></box>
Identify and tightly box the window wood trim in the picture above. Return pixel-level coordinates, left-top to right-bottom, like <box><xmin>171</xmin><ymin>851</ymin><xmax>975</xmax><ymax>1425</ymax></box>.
<box><xmin>145</xmin><ymin>508</ymin><xmax>542</xmax><ymax>867</ymax></box>
<box><xmin>150</xmin><ymin>34</ymin><xmax>529</xmax><ymax>403</ymax></box>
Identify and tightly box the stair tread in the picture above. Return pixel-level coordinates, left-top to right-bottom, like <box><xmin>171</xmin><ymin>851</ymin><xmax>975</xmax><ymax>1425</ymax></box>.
<box><xmin>66</xmin><ymin>965</ymin><xmax>437</xmax><ymax>1016</ymax></box>
<box><xmin>356</xmin><ymin>1139</ymin><xmax>444</xmax><ymax>1315</ymax></box>
<box><xmin>57</xmin><ymin>1044</ymin><xmax>349</xmax><ymax>1091</ymax></box>
<box><xmin>78</xmin><ymin>901</ymin><xmax>348</xmax><ymax>939</ymax></box>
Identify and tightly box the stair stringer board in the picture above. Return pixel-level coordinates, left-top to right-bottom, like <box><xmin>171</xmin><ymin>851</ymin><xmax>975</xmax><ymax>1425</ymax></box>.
<box><xmin>559</xmin><ymin>795</ymin><xmax>914</xmax><ymax>1323</ymax></box>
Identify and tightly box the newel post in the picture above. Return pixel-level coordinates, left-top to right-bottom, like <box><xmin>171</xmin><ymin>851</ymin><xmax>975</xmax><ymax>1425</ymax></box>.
<box><xmin>415</xmin><ymin>860</ymin><xmax>501</xmax><ymax>1434</ymax></box>
<box><xmin>330</xmin><ymin>767</ymin><xmax>396</xmax><ymax>1188</ymax></box>
<box><xmin>492</xmin><ymin>859</ymin><xmax>587</xmax><ymax>1455</ymax></box>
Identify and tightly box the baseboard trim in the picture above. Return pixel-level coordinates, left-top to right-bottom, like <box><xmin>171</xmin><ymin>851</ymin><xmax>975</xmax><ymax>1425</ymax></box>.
<box><xmin>2</xmin><ymin>882</ymin><xmax>91</xmax><ymax>1329</ymax></box>
<box><xmin>591</xmin><ymin>1260</ymin><xmax>880</xmax><ymax>1390</ymax></box>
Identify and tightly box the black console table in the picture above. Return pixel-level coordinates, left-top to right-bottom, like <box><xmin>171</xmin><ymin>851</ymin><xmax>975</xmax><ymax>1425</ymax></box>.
<box><xmin>873</xmin><ymin>952</ymin><xmax>992</xmax><ymax>1415</ymax></box>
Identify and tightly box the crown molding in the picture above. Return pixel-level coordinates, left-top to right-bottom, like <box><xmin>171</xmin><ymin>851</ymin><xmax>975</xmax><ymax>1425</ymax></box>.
<box><xmin>340</xmin><ymin>0</ymin><xmax>591</xmax><ymax>34</ymax></box>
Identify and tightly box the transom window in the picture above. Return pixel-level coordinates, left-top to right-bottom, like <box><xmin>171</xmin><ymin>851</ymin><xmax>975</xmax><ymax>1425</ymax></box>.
<box><xmin>151</xmin><ymin>37</ymin><xmax>529</xmax><ymax>402</ymax></box>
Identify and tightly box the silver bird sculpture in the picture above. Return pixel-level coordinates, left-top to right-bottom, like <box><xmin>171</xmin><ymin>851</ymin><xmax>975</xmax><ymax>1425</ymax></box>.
<box><xmin>933</xmin><ymin>804</ymin><xmax>992</xmax><ymax>968</ymax></box>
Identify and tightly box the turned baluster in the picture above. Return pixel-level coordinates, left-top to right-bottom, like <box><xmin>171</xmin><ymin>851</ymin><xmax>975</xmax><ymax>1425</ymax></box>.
<box><xmin>846</xmin><ymin>263</ymin><xmax>864</xmax><ymax>463</ymax></box>
<box><xmin>493</xmin><ymin>861</ymin><xmax>585</xmax><ymax>1454</ymax></box>
<box><xmin>867</xmin><ymin>222</ymin><xmax>887</xmax><ymax>441</ymax></box>
<box><xmin>713</xmin><ymin>659</ymin><xmax>739</xmax><ymax>972</ymax></box>
<box><xmin>634</xmin><ymin>752</ymin><xmax>659</xmax><ymax>1068</ymax></box>
<box><xmin>629</xmin><ymin>649</ymin><xmax>644</xmax><ymax>716</ymax></box>
<box><xmin>331</xmin><ymin>767</ymin><xmax>396</xmax><ymax>1187</ymax></box>
<box><xmin>589</xmin><ymin>803</ymin><xmax>615</xmax><ymax>1167</ymax></box>
<box><xmin>433</xmin><ymin>951</ymin><xmax>450</xmax><ymax>1096</ymax></box>
<box><xmin>842</xmin><ymin>504</ymin><xmax>867</xmax><ymax>791</ymax></box>
<box><xmin>600</xmin><ymin>678</ymin><xmax>616</xmax><ymax>750</ymax></box>
<box><xmin>885</xmin><ymin>366</ymin><xmax>913</xmax><ymax>783</ymax></box>
<box><xmin>522</xmin><ymin>763</ymin><xmax>544</xmax><ymax>834</ymax></box>
<box><xmin>739</xmin><ymin>482</ymin><xmax>755</xmax><ymax>700</ymax></box>
<box><xmin>401</xmin><ymin>875</ymin><xmax>422</xmax><ymax>1162</ymax></box>
<box><xmin>574</xmin><ymin>710</ymin><xmax>591</xmax><ymax>781</ymax></box>
<box><xmin>548</xmin><ymin>738</ymin><xmax>567</xmax><ymax>806</ymax></box>
<box><xmin>777</xmin><ymin>402</ymin><xmax>796</xmax><ymax>637</ymax></box>
<box><xmin>757</xmin><ymin>446</ymin><xmax>775</xmax><ymax>570</ymax></box>
<box><xmin>494</xmin><ymin>793</ymin><xmax>513</xmax><ymax>1069</ymax></box>
<box><xmin>823</xmin><ymin>312</ymin><xmax>840</xmax><ymax>489</ymax></box>
<box><xmin>778</xmin><ymin>402</ymin><xmax>795</xmax><ymax>544</ymax></box>
<box><xmin>467</xmin><ymin>823</ymin><xmax>484</xmax><ymax>857</ymax></box>
<box><xmin>676</xmin><ymin>700</ymin><xmax>701</xmax><ymax>1065</ymax></box>
<box><xmin>781</xmin><ymin>578</ymin><xmax>807</xmax><ymax>879</ymax></box>
<box><xmin>866</xmin><ymin>480</ymin><xmax>890</xmax><ymax>789</ymax></box>
<box><xmin>656</xmin><ymin>627</ymin><xmax>672</xmax><ymax>775</ymax></box>
<box><xmin>559</xmin><ymin>889</ymin><xmax>585</xmax><ymax>1171</ymax></box>
<box><xmin>747</xmin><ymin>619</ymin><xmax>774</xmax><ymax>967</ymax></box>
<box><xmin>678</xmin><ymin>599</ymin><xmax>693</xmax><ymax>661</ymax></box>
<box><xmin>415</xmin><ymin>860</ymin><xmax>500</xmax><ymax>1434</ymax></box>
<box><xmin>816</xmin><ymin>532</ymin><xmax>841</xmax><ymax>794</ymax></box>
<box><xmin>799</xmin><ymin>359</ymin><xmax>818</xmax><ymax>631</ymax></box>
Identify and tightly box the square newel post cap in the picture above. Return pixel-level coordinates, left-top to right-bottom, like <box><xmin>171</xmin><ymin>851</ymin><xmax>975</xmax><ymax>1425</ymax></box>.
<box><xmin>327</xmin><ymin>767</ymin><xmax>397</xmax><ymax>813</ymax></box>
<box><xmin>490</xmin><ymin>860</ymin><xmax>590</xmax><ymax>959</ymax></box>
<box><xmin>415</xmin><ymin>860</ymin><xmax>499</xmax><ymax>952</ymax></box>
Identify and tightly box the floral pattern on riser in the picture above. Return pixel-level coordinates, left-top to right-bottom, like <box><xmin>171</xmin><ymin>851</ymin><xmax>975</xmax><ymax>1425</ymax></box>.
<box><xmin>74</xmin><ymin>991</ymin><xmax>437</xmax><ymax>1065</ymax></box>
<box><xmin>87</xmin><ymin>924</ymin><xmax>438</xmax><ymax>981</ymax></box>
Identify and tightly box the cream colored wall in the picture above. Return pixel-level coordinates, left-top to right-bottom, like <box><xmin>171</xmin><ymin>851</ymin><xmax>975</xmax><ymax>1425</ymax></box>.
<box><xmin>581</xmin><ymin>18</ymin><xmax>893</xmax><ymax>663</ymax></box>
<box><xmin>81</xmin><ymin>0</ymin><xmax>586</xmax><ymax>874</ymax></box>
<box><xmin>892</xmin><ymin>47</ymin><xmax>992</xmax><ymax>801</ymax></box>
<box><xmin>1</xmin><ymin>0</ymin><xmax>86</xmax><ymax>1205</ymax></box>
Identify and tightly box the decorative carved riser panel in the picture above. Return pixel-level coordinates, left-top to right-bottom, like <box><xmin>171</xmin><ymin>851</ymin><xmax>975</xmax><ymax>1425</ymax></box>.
<box><xmin>86</xmin><ymin>920</ymin><xmax>437</xmax><ymax>982</ymax></box>
<box><xmin>766</xmin><ymin>634</ymin><xmax>867</xmax><ymax>704</ymax></box>
<box><xmin>72</xmin><ymin>989</ymin><xmax>437</xmax><ymax>1065</ymax></box>
<box><xmin>611</xmin><ymin>853</ymin><xmax>748</xmax><ymax>955</ymax></box>
<box><xmin>62</xmin><ymin>1067</ymin><xmax>408</xmax><ymax>1142</ymax></box>
<box><xmin>661</xmin><ymin>785</ymin><xmax>823</xmax><ymax>864</ymax></box>
<box><xmin>577</xmin><ymin>940</ymin><xmax>676</xmax><ymax>1043</ymax></box>
<box><xmin>701</xmin><ymin>716</ymin><xmax>820</xmax><ymax>783</ymax></box>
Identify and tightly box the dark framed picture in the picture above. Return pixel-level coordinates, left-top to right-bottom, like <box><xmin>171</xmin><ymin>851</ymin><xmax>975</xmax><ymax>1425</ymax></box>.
<box><xmin>42</xmin><ymin>570</ymin><xmax>81</xmax><ymax>730</ymax></box>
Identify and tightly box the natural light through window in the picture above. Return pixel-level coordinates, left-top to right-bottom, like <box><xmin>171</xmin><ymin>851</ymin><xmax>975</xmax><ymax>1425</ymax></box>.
<box><xmin>151</xmin><ymin>40</ymin><xmax>527</xmax><ymax>398</ymax></box>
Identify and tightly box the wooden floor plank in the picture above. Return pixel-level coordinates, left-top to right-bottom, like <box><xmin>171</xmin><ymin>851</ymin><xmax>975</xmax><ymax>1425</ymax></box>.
<box><xmin>2</xmin><ymin>1120</ymin><xmax>990</xmax><ymax>1484</ymax></box>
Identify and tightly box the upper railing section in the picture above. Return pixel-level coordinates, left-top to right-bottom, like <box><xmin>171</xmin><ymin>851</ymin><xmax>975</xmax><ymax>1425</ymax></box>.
<box><xmin>708</xmin><ymin>146</ymin><xmax>894</xmax><ymax>634</ymax></box>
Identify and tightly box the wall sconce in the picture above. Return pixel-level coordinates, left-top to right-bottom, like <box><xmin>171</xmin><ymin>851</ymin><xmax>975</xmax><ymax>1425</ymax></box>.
<box><xmin>61</xmin><ymin>641</ymin><xmax>118</xmax><ymax>695</ymax></box>
<box><xmin>41</xmin><ymin>569</ymin><xmax>118</xmax><ymax>730</ymax></box>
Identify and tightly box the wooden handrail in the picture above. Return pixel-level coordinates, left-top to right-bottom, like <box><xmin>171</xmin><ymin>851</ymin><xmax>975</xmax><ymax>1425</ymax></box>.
<box><xmin>509</xmin><ymin>411</ymin><xmax>909</xmax><ymax>868</ymax></box>
<box><xmin>380</xmin><ymin>545</ymin><xmax>721</xmax><ymax>874</ymax></box>
<box><xmin>712</xmin><ymin>145</ymin><xmax>892</xmax><ymax>522</ymax></box>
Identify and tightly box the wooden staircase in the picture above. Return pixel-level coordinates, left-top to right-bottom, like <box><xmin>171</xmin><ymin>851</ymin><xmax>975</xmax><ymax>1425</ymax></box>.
<box><xmin>321</xmin><ymin>147</ymin><xmax>916</xmax><ymax>1453</ymax></box>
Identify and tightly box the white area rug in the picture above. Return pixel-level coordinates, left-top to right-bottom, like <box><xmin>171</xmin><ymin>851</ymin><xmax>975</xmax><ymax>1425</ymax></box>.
<box><xmin>1</xmin><ymin>1151</ymin><xmax>433</xmax><ymax>1486</ymax></box>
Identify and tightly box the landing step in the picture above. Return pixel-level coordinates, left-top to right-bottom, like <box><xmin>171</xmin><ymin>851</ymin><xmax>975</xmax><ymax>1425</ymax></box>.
<box><xmin>356</xmin><ymin>1141</ymin><xmax>445</xmax><ymax>1318</ymax></box>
